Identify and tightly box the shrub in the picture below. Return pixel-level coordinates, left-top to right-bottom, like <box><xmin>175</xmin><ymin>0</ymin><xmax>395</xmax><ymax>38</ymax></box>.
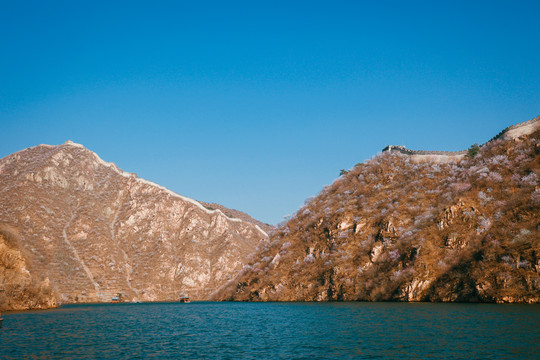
<box><xmin>468</xmin><ymin>143</ymin><xmax>480</xmax><ymax>158</ymax></box>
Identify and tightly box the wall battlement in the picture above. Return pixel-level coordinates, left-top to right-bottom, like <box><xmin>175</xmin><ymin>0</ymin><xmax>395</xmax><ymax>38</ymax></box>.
<box><xmin>382</xmin><ymin>115</ymin><xmax>539</xmax><ymax>161</ymax></box>
<box><xmin>381</xmin><ymin>145</ymin><xmax>467</xmax><ymax>156</ymax></box>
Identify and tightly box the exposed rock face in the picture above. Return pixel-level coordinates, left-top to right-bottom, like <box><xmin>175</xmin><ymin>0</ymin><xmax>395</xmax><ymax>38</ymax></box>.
<box><xmin>217</xmin><ymin>121</ymin><xmax>540</xmax><ymax>303</ymax></box>
<box><xmin>0</xmin><ymin>141</ymin><xmax>267</xmax><ymax>307</ymax></box>
<box><xmin>0</xmin><ymin>229</ymin><xmax>57</xmax><ymax>311</ymax></box>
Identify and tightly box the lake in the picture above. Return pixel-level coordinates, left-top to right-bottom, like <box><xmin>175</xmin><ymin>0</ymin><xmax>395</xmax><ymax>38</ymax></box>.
<box><xmin>1</xmin><ymin>302</ymin><xmax>538</xmax><ymax>359</ymax></box>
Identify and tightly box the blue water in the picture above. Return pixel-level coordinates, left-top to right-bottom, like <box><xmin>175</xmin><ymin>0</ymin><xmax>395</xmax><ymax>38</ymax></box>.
<box><xmin>0</xmin><ymin>302</ymin><xmax>538</xmax><ymax>359</ymax></box>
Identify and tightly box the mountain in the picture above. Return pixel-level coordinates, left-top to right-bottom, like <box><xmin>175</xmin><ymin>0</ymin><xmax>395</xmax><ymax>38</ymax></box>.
<box><xmin>0</xmin><ymin>141</ymin><xmax>267</xmax><ymax>309</ymax></box>
<box><xmin>199</xmin><ymin>202</ymin><xmax>274</xmax><ymax>234</ymax></box>
<box><xmin>216</xmin><ymin>117</ymin><xmax>540</xmax><ymax>303</ymax></box>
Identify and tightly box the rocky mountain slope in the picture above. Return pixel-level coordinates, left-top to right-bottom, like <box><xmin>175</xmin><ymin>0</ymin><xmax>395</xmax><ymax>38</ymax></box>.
<box><xmin>0</xmin><ymin>141</ymin><xmax>267</xmax><ymax>309</ymax></box>
<box><xmin>0</xmin><ymin>228</ymin><xmax>56</xmax><ymax>311</ymax></box>
<box><xmin>216</xmin><ymin>118</ymin><xmax>540</xmax><ymax>303</ymax></box>
<box><xmin>199</xmin><ymin>202</ymin><xmax>273</xmax><ymax>234</ymax></box>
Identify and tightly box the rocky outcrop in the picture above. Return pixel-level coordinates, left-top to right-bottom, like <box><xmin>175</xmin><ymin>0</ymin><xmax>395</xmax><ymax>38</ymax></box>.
<box><xmin>0</xmin><ymin>141</ymin><xmax>267</xmax><ymax>307</ymax></box>
<box><xmin>436</xmin><ymin>200</ymin><xmax>479</xmax><ymax>231</ymax></box>
<box><xmin>216</xmin><ymin>119</ymin><xmax>540</xmax><ymax>303</ymax></box>
<box><xmin>0</xmin><ymin>230</ymin><xmax>57</xmax><ymax>311</ymax></box>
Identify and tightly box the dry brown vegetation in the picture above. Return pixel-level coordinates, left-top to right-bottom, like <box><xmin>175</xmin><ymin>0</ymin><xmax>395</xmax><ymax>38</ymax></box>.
<box><xmin>0</xmin><ymin>142</ymin><xmax>266</xmax><ymax>305</ymax></box>
<box><xmin>0</xmin><ymin>228</ymin><xmax>57</xmax><ymax>311</ymax></box>
<box><xmin>217</xmin><ymin>129</ymin><xmax>540</xmax><ymax>303</ymax></box>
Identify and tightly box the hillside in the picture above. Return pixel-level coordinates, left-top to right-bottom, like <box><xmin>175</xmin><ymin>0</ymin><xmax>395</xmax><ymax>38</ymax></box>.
<box><xmin>0</xmin><ymin>229</ymin><xmax>56</xmax><ymax>311</ymax></box>
<box><xmin>199</xmin><ymin>202</ymin><xmax>274</xmax><ymax>234</ymax></box>
<box><xmin>216</xmin><ymin>118</ymin><xmax>540</xmax><ymax>303</ymax></box>
<box><xmin>0</xmin><ymin>141</ymin><xmax>267</xmax><ymax>309</ymax></box>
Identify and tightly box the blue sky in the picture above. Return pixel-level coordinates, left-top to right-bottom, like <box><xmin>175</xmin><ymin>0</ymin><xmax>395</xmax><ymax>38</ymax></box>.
<box><xmin>1</xmin><ymin>1</ymin><xmax>539</xmax><ymax>225</ymax></box>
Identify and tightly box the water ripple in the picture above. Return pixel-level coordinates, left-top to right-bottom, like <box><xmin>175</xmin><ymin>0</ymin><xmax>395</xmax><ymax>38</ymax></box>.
<box><xmin>0</xmin><ymin>302</ymin><xmax>538</xmax><ymax>359</ymax></box>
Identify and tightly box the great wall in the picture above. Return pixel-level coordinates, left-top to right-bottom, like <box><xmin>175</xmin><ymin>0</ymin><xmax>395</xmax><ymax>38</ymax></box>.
<box><xmin>382</xmin><ymin>115</ymin><xmax>540</xmax><ymax>162</ymax></box>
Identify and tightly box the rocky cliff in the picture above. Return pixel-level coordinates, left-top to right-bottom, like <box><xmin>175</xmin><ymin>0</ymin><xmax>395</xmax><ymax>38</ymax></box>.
<box><xmin>0</xmin><ymin>141</ymin><xmax>267</xmax><ymax>309</ymax></box>
<box><xmin>0</xmin><ymin>228</ymin><xmax>57</xmax><ymax>311</ymax></box>
<box><xmin>216</xmin><ymin>120</ymin><xmax>540</xmax><ymax>303</ymax></box>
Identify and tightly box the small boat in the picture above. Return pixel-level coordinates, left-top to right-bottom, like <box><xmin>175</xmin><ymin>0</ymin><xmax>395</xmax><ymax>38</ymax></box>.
<box><xmin>111</xmin><ymin>296</ymin><xmax>120</xmax><ymax>303</ymax></box>
<box><xmin>179</xmin><ymin>294</ymin><xmax>190</xmax><ymax>303</ymax></box>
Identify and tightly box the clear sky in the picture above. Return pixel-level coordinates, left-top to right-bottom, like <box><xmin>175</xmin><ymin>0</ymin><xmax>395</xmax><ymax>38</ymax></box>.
<box><xmin>1</xmin><ymin>1</ymin><xmax>539</xmax><ymax>225</ymax></box>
